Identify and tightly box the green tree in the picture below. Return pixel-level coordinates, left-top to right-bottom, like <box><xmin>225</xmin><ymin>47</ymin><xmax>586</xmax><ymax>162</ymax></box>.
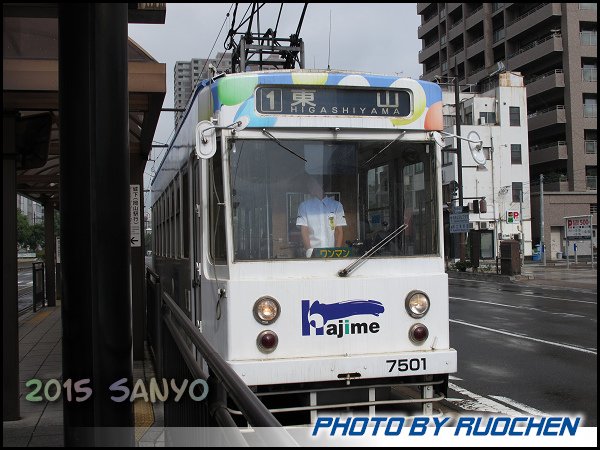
<box><xmin>28</xmin><ymin>223</ymin><xmax>45</xmax><ymax>250</ymax></box>
<box><xmin>17</xmin><ymin>209</ymin><xmax>32</xmax><ymax>249</ymax></box>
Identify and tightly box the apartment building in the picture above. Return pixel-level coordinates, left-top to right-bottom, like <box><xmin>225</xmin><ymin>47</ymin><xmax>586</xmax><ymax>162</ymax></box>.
<box><xmin>17</xmin><ymin>194</ymin><xmax>43</xmax><ymax>225</ymax></box>
<box><xmin>174</xmin><ymin>52</ymin><xmax>232</xmax><ymax>127</ymax></box>
<box><xmin>418</xmin><ymin>3</ymin><xmax>597</xmax><ymax>258</ymax></box>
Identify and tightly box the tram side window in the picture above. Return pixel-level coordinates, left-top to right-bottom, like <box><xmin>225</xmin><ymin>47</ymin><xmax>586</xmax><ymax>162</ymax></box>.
<box><xmin>210</xmin><ymin>142</ymin><xmax>227</xmax><ymax>264</ymax></box>
<box><xmin>175</xmin><ymin>176</ymin><xmax>181</xmax><ymax>258</ymax></box>
<box><xmin>182</xmin><ymin>169</ymin><xmax>190</xmax><ymax>258</ymax></box>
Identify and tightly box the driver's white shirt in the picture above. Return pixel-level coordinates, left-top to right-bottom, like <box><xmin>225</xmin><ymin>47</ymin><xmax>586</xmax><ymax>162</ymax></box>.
<box><xmin>296</xmin><ymin>196</ymin><xmax>346</xmax><ymax>249</ymax></box>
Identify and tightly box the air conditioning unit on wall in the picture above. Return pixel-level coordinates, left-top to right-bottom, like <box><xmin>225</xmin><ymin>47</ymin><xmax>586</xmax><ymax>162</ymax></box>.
<box><xmin>480</xmin><ymin>221</ymin><xmax>489</xmax><ymax>230</ymax></box>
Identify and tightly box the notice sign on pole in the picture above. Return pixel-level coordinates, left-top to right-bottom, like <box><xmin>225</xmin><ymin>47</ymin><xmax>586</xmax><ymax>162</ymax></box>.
<box><xmin>566</xmin><ymin>216</ymin><xmax>592</xmax><ymax>239</ymax></box>
<box><xmin>449</xmin><ymin>213</ymin><xmax>470</xmax><ymax>234</ymax></box>
<box><xmin>130</xmin><ymin>184</ymin><xmax>141</xmax><ymax>247</ymax></box>
<box><xmin>506</xmin><ymin>210</ymin><xmax>520</xmax><ymax>223</ymax></box>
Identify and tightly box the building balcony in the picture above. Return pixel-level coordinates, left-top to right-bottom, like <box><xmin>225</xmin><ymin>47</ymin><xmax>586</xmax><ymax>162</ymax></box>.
<box><xmin>447</xmin><ymin>3</ymin><xmax>462</xmax><ymax>14</ymax></box>
<box><xmin>527</xmin><ymin>105</ymin><xmax>566</xmax><ymax>131</ymax></box>
<box><xmin>525</xmin><ymin>69</ymin><xmax>564</xmax><ymax>98</ymax></box>
<box><xmin>528</xmin><ymin>141</ymin><xmax>567</xmax><ymax>165</ymax></box>
<box><xmin>418</xmin><ymin>42</ymin><xmax>440</xmax><ymax>64</ymax></box>
<box><xmin>544</xmin><ymin>180</ymin><xmax>570</xmax><ymax>192</ymax></box>
<box><xmin>465</xmin><ymin>6</ymin><xmax>484</xmax><ymax>29</ymax></box>
<box><xmin>418</xmin><ymin>16</ymin><xmax>439</xmax><ymax>39</ymax></box>
<box><xmin>506</xmin><ymin>3</ymin><xmax>561</xmax><ymax>40</ymax></box>
<box><xmin>448</xmin><ymin>19</ymin><xmax>464</xmax><ymax>41</ymax></box>
<box><xmin>417</xmin><ymin>3</ymin><xmax>432</xmax><ymax>15</ymax></box>
<box><xmin>466</xmin><ymin>36</ymin><xmax>485</xmax><ymax>59</ymax></box>
<box><xmin>448</xmin><ymin>51</ymin><xmax>465</xmax><ymax>68</ymax></box>
<box><xmin>423</xmin><ymin>63</ymin><xmax>441</xmax><ymax>77</ymax></box>
<box><xmin>508</xmin><ymin>33</ymin><xmax>562</xmax><ymax>71</ymax></box>
<box><xmin>467</xmin><ymin>65</ymin><xmax>487</xmax><ymax>84</ymax></box>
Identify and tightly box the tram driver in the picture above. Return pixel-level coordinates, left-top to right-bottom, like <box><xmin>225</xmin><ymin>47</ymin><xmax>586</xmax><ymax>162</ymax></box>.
<box><xmin>296</xmin><ymin>174</ymin><xmax>347</xmax><ymax>258</ymax></box>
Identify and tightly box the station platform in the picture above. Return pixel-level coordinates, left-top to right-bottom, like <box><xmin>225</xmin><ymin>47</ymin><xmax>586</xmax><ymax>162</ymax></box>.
<box><xmin>2</xmin><ymin>303</ymin><xmax>164</xmax><ymax>447</ymax></box>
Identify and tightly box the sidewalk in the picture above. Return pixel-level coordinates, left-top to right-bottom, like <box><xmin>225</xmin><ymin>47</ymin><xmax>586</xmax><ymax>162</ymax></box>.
<box><xmin>447</xmin><ymin>259</ymin><xmax>597</xmax><ymax>291</ymax></box>
<box><xmin>2</xmin><ymin>304</ymin><xmax>163</xmax><ymax>447</ymax></box>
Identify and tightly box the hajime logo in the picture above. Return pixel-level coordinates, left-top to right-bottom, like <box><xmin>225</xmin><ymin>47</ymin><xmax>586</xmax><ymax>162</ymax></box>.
<box><xmin>301</xmin><ymin>299</ymin><xmax>384</xmax><ymax>338</ymax></box>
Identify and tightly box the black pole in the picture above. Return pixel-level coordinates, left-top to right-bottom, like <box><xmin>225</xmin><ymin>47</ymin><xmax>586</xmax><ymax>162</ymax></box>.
<box><xmin>3</xmin><ymin>113</ymin><xmax>20</xmax><ymax>421</ymax></box>
<box><xmin>44</xmin><ymin>199</ymin><xmax>56</xmax><ymax>307</ymax></box>
<box><xmin>454</xmin><ymin>76</ymin><xmax>465</xmax><ymax>261</ymax></box>
<box><xmin>59</xmin><ymin>4</ymin><xmax>133</xmax><ymax>446</ymax></box>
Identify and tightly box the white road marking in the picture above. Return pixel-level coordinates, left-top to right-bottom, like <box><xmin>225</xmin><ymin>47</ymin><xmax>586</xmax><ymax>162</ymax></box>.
<box><xmin>448</xmin><ymin>383</ymin><xmax>526</xmax><ymax>416</ymax></box>
<box><xmin>489</xmin><ymin>396</ymin><xmax>548</xmax><ymax>416</ymax></box>
<box><xmin>514</xmin><ymin>293</ymin><xmax>596</xmax><ymax>305</ymax></box>
<box><xmin>449</xmin><ymin>375</ymin><xmax>463</xmax><ymax>381</ymax></box>
<box><xmin>450</xmin><ymin>319</ymin><xmax>597</xmax><ymax>355</ymax></box>
<box><xmin>450</xmin><ymin>296</ymin><xmax>585</xmax><ymax>318</ymax></box>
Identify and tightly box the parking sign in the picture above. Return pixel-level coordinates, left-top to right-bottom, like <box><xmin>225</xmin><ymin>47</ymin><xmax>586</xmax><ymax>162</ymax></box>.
<box><xmin>506</xmin><ymin>211</ymin><xmax>520</xmax><ymax>223</ymax></box>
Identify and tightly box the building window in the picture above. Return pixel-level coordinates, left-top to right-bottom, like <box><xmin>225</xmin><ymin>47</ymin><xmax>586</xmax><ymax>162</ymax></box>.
<box><xmin>583</xmin><ymin>95</ymin><xmax>597</xmax><ymax>118</ymax></box>
<box><xmin>512</xmin><ymin>182</ymin><xmax>522</xmax><ymax>203</ymax></box>
<box><xmin>586</xmin><ymin>166</ymin><xmax>597</xmax><ymax>190</ymax></box>
<box><xmin>580</xmin><ymin>31</ymin><xmax>597</xmax><ymax>46</ymax></box>
<box><xmin>479</xmin><ymin>112</ymin><xmax>496</xmax><ymax>124</ymax></box>
<box><xmin>442</xmin><ymin>148</ymin><xmax>454</xmax><ymax>166</ymax></box>
<box><xmin>509</xmin><ymin>107</ymin><xmax>520</xmax><ymax>126</ymax></box>
<box><xmin>511</xmin><ymin>144</ymin><xmax>522</xmax><ymax>164</ymax></box>
<box><xmin>591</xmin><ymin>204</ymin><xmax>597</xmax><ymax>214</ymax></box>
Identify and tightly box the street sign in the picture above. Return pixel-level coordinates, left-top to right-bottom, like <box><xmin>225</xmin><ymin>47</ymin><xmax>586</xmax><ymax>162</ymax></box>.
<box><xmin>130</xmin><ymin>184</ymin><xmax>141</xmax><ymax>247</ymax></box>
<box><xmin>506</xmin><ymin>210</ymin><xmax>520</xmax><ymax>223</ymax></box>
<box><xmin>566</xmin><ymin>216</ymin><xmax>592</xmax><ymax>239</ymax></box>
<box><xmin>449</xmin><ymin>213</ymin><xmax>469</xmax><ymax>234</ymax></box>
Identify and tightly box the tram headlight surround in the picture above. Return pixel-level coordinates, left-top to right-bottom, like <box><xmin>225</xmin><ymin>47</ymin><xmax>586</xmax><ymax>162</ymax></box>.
<box><xmin>409</xmin><ymin>323</ymin><xmax>429</xmax><ymax>344</ymax></box>
<box><xmin>253</xmin><ymin>296</ymin><xmax>281</xmax><ymax>325</ymax></box>
<box><xmin>256</xmin><ymin>330</ymin><xmax>279</xmax><ymax>353</ymax></box>
<box><xmin>405</xmin><ymin>291</ymin><xmax>430</xmax><ymax>318</ymax></box>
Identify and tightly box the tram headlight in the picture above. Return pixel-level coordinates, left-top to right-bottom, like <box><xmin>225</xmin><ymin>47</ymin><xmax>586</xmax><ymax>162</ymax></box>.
<box><xmin>256</xmin><ymin>330</ymin><xmax>278</xmax><ymax>353</ymax></box>
<box><xmin>253</xmin><ymin>296</ymin><xmax>281</xmax><ymax>325</ymax></box>
<box><xmin>405</xmin><ymin>291</ymin><xmax>430</xmax><ymax>318</ymax></box>
<box><xmin>409</xmin><ymin>323</ymin><xmax>429</xmax><ymax>344</ymax></box>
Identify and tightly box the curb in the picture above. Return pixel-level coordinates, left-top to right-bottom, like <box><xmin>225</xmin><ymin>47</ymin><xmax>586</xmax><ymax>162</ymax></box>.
<box><xmin>447</xmin><ymin>271</ymin><xmax>534</xmax><ymax>282</ymax></box>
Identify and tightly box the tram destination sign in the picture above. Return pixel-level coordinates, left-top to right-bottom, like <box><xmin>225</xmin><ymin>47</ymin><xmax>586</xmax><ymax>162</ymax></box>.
<box><xmin>256</xmin><ymin>86</ymin><xmax>411</xmax><ymax>117</ymax></box>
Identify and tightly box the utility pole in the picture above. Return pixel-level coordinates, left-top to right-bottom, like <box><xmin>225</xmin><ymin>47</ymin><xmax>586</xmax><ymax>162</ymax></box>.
<box><xmin>540</xmin><ymin>174</ymin><xmax>545</xmax><ymax>266</ymax></box>
<box><xmin>454</xmin><ymin>76</ymin><xmax>465</xmax><ymax>262</ymax></box>
<box><xmin>519</xmin><ymin>188</ymin><xmax>524</xmax><ymax>269</ymax></box>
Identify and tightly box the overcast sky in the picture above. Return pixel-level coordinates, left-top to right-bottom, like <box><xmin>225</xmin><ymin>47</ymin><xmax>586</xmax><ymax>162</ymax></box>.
<box><xmin>128</xmin><ymin>3</ymin><xmax>421</xmax><ymax>196</ymax></box>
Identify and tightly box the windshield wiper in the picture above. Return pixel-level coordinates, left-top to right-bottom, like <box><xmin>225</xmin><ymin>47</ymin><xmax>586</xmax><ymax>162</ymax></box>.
<box><xmin>362</xmin><ymin>131</ymin><xmax>405</xmax><ymax>167</ymax></box>
<box><xmin>338</xmin><ymin>223</ymin><xmax>408</xmax><ymax>277</ymax></box>
<box><xmin>262</xmin><ymin>129</ymin><xmax>307</xmax><ymax>162</ymax></box>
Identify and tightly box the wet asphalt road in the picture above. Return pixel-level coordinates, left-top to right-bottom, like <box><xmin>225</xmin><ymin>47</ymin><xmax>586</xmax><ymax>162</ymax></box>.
<box><xmin>446</xmin><ymin>275</ymin><xmax>597</xmax><ymax>426</ymax></box>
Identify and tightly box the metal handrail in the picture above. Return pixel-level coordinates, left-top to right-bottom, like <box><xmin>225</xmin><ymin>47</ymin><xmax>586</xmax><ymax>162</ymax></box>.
<box><xmin>527</xmin><ymin>105</ymin><xmax>565</xmax><ymax>118</ymax></box>
<box><xmin>509</xmin><ymin>33</ymin><xmax>561</xmax><ymax>58</ymax></box>
<box><xmin>530</xmin><ymin>141</ymin><xmax>566</xmax><ymax>151</ymax></box>
<box><xmin>161</xmin><ymin>291</ymin><xmax>297</xmax><ymax>443</ymax></box>
<box><xmin>507</xmin><ymin>3</ymin><xmax>550</xmax><ymax>26</ymax></box>
<box><xmin>525</xmin><ymin>69</ymin><xmax>563</xmax><ymax>84</ymax></box>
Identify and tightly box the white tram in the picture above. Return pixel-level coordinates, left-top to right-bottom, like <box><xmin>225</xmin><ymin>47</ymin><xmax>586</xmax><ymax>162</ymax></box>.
<box><xmin>150</xmin><ymin>69</ymin><xmax>456</xmax><ymax>423</ymax></box>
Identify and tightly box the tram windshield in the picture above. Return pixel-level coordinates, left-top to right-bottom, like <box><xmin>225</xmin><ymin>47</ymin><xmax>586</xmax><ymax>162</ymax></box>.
<box><xmin>229</xmin><ymin>138</ymin><xmax>438</xmax><ymax>261</ymax></box>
